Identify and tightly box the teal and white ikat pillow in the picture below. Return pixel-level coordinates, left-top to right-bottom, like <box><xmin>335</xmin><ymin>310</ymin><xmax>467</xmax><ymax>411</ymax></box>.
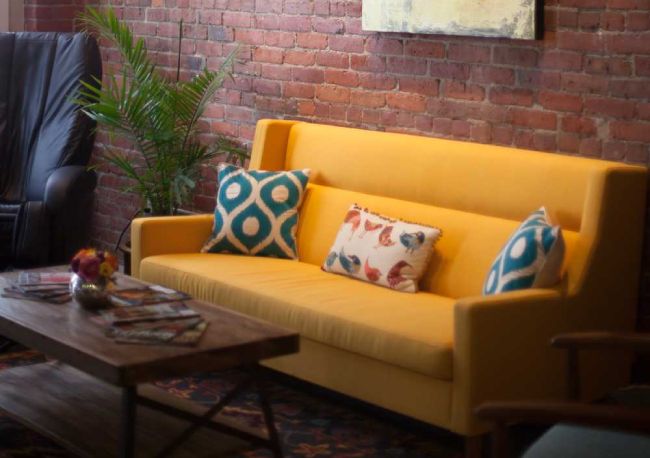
<box><xmin>201</xmin><ymin>164</ymin><xmax>310</xmax><ymax>259</ymax></box>
<box><xmin>483</xmin><ymin>207</ymin><xmax>565</xmax><ymax>295</ymax></box>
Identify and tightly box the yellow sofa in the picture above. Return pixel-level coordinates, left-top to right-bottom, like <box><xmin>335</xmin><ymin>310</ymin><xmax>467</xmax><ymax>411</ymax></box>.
<box><xmin>131</xmin><ymin>120</ymin><xmax>647</xmax><ymax>439</ymax></box>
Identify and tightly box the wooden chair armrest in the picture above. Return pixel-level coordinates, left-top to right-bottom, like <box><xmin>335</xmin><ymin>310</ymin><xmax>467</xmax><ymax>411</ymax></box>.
<box><xmin>476</xmin><ymin>400</ymin><xmax>650</xmax><ymax>435</ymax></box>
<box><xmin>551</xmin><ymin>332</ymin><xmax>650</xmax><ymax>353</ymax></box>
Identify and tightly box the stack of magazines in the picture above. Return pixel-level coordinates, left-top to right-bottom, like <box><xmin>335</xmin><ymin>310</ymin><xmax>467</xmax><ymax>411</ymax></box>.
<box><xmin>98</xmin><ymin>286</ymin><xmax>209</xmax><ymax>346</ymax></box>
<box><xmin>3</xmin><ymin>272</ymin><xmax>73</xmax><ymax>304</ymax></box>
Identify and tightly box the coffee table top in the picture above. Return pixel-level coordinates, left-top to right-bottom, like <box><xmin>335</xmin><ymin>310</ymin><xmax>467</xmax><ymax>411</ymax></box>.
<box><xmin>0</xmin><ymin>268</ymin><xmax>299</xmax><ymax>386</ymax></box>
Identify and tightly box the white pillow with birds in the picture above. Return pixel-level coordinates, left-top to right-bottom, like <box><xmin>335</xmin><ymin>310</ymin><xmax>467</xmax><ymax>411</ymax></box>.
<box><xmin>202</xmin><ymin>164</ymin><xmax>310</xmax><ymax>259</ymax></box>
<box><xmin>322</xmin><ymin>205</ymin><xmax>442</xmax><ymax>293</ymax></box>
<box><xmin>482</xmin><ymin>207</ymin><xmax>565</xmax><ymax>295</ymax></box>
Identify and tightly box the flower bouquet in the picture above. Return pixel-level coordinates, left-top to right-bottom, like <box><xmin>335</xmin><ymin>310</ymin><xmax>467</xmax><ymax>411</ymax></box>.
<box><xmin>70</xmin><ymin>248</ymin><xmax>118</xmax><ymax>310</ymax></box>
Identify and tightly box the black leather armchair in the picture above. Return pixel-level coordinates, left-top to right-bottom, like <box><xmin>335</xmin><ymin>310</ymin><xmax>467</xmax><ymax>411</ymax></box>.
<box><xmin>0</xmin><ymin>32</ymin><xmax>102</xmax><ymax>268</ymax></box>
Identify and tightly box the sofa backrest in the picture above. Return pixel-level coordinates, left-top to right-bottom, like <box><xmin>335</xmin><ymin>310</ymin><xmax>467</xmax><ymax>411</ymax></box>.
<box><xmin>250</xmin><ymin>120</ymin><xmax>647</xmax><ymax>299</ymax></box>
<box><xmin>0</xmin><ymin>32</ymin><xmax>101</xmax><ymax>202</ymax></box>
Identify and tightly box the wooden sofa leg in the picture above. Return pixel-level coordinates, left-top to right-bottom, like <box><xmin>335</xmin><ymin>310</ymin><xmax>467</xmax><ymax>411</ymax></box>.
<box><xmin>465</xmin><ymin>434</ymin><xmax>485</xmax><ymax>458</ymax></box>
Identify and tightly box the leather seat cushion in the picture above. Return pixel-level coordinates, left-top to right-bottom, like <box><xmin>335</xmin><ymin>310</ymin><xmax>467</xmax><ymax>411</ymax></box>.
<box><xmin>140</xmin><ymin>253</ymin><xmax>455</xmax><ymax>380</ymax></box>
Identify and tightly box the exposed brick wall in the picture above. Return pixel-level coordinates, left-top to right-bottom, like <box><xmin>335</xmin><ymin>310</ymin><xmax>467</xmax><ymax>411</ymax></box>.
<box><xmin>24</xmin><ymin>0</ymin><xmax>87</xmax><ymax>32</ymax></box>
<box><xmin>25</xmin><ymin>0</ymin><xmax>650</xmax><ymax>325</ymax></box>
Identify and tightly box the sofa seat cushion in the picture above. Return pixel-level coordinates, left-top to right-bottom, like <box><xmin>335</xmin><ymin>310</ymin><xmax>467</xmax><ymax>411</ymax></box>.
<box><xmin>140</xmin><ymin>253</ymin><xmax>455</xmax><ymax>380</ymax></box>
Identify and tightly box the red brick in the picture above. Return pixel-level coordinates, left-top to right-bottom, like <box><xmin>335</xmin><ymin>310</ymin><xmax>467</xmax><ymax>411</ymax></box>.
<box><xmin>297</xmin><ymin>100</ymin><xmax>316</xmax><ymax>116</ymax></box>
<box><xmin>329</xmin><ymin>35</ymin><xmax>364</xmax><ymax>53</ymax></box>
<box><xmin>261</xmin><ymin>64</ymin><xmax>292</xmax><ymax>80</ymax></box>
<box><xmin>284</xmin><ymin>0</ymin><xmax>313</xmax><ymax>14</ymax></box>
<box><xmin>312</xmin><ymin>17</ymin><xmax>344</xmax><ymax>34</ymax></box>
<box><xmin>316</xmin><ymin>86</ymin><xmax>350</xmax><ymax>103</ymax></box>
<box><xmin>608</xmin><ymin>34</ymin><xmax>650</xmax><ymax>54</ymax></box>
<box><xmin>253</xmin><ymin>47</ymin><xmax>283</xmax><ymax>64</ymax></box>
<box><xmin>324</xmin><ymin>69</ymin><xmax>359</xmax><ymax>87</ymax></box>
<box><xmin>358</xmin><ymin>73</ymin><xmax>397</xmax><ymax>90</ymax></box>
<box><xmin>264</xmin><ymin>31</ymin><xmax>295</xmax><ymax>48</ymax></box>
<box><xmin>578</xmin><ymin>11</ymin><xmax>601</xmax><ymax>31</ymax></box>
<box><xmin>405</xmin><ymin>41</ymin><xmax>445</xmax><ymax>59</ymax></box>
<box><xmin>611</xmin><ymin>121</ymin><xmax>650</xmax><ymax>142</ymax></box>
<box><xmin>255</xmin><ymin>0</ymin><xmax>282</xmax><ymax>14</ymax></box>
<box><xmin>579</xmin><ymin>138</ymin><xmax>601</xmax><ymax>157</ymax></box>
<box><xmin>398</xmin><ymin>77</ymin><xmax>439</xmax><ymax>96</ymax></box>
<box><xmin>253</xmin><ymin>79</ymin><xmax>281</xmax><ymax>96</ymax></box>
<box><xmin>558</xmin><ymin>133</ymin><xmax>580</xmax><ymax>153</ymax></box>
<box><xmin>584</xmin><ymin>97</ymin><xmax>636</xmax><ymax>119</ymax></box>
<box><xmin>444</xmin><ymin>81</ymin><xmax>485</xmax><ymax>102</ymax></box>
<box><xmin>283</xmin><ymin>82</ymin><xmax>315</xmax><ymax>98</ymax></box>
<box><xmin>489</xmin><ymin>87</ymin><xmax>534</xmax><ymax>106</ymax></box>
<box><xmin>316</xmin><ymin>51</ymin><xmax>349</xmax><ymax>68</ymax></box>
<box><xmin>561</xmin><ymin>116</ymin><xmax>597</xmax><ymax>134</ymax></box>
<box><xmin>608</xmin><ymin>0</ymin><xmax>650</xmax><ymax>9</ymax></box>
<box><xmin>350</xmin><ymin>91</ymin><xmax>386</xmax><ymax>108</ymax></box>
<box><xmin>297</xmin><ymin>33</ymin><xmax>328</xmax><ymax>49</ymax></box>
<box><xmin>563</xmin><ymin>0</ymin><xmax>606</xmax><ymax>6</ymax></box>
<box><xmin>471</xmin><ymin>66</ymin><xmax>515</xmax><ymax>85</ymax></box>
<box><xmin>387</xmin><ymin>57</ymin><xmax>428</xmax><ymax>75</ymax></box>
<box><xmin>366</xmin><ymin>37</ymin><xmax>403</xmax><ymax>55</ymax></box>
<box><xmin>430</xmin><ymin>62</ymin><xmax>470</xmax><ymax>80</ymax></box>
<box><xmin>602</xmin><ymin>12</ymin><xmax>625</xmax><ymax>31</ymax></box>
<box><xmin>510</xmin><ymin>109</ymin><xmax>557</xmax><ymax>130</ymax></box>
<box><xmin>432</xmin><ymin>118</ymin><xmax>452</xmax><ymax>136</ymax></box>
<box><xmin>292</xmin><ymin>67</ymin><xmax>325</xmax><ymax>83</ymax></box>
<box><xmin>222</xmin><ymin>11</ymin><xmax>252</xmax><ymax>27</ymax></box>
<box><xmin>284</xmin><ymin>50</ymin><xmax>316</xmax><ymax>66</ymax></box>
<box><xmin>561</xmin><ymin>73</ymin><xmax>609</xmax><ymax>93</ymax></box>
<box><xmin>492</xmin><ymin>125</ymin><xmax>514</xmax><ymax>145</ymax></box>
<box><xmin>447</xmin><ymin>44</ymin><xmax>490</xmax><ymax>63</ymax></box>
<box><xmin>584</xmin><ymin>56</ymin><xmax>631</xmax><ymax>76</ymax></box>
<box><xmin>539</xmin><ymin>50</ymin><xmax>583</xmax><ymax>71</ymax></box>
<box><xmin>414</xmin><ymin>115</ymin><xmax>433</xmax><ymax>132</ymax></box>
<box><xmin>451</xmin><ymin>120</ymin><xmax>471</xmax><ymax>138</ymax></box>
<box><xmin>493</xmin><ymin>47</ymin><xmax>539</xmax><ymax>67</ymax></box>
<box><xmin>386</xmin><ymin>93</ymin><xmax>427</xmax><ymax>112</ymax></box>
<box><xmin>470</xmin><ymin>122</ymin><xmax>492</xmax><ymax>143</ymax></box>
<box><xmin>538</xmin><ymin>91</ymin><xmax>583</xmax><ymax>113</ymax></box>
<box><xmin>610</xmin><ymin>80</ymin><xmax>650</xmax><ymax>98</ymax></box>
<box><xmin>628</xmin><ymin>12</ymin><xmax>650</xmax><ymax>31</ymax></box>
<box><xmin>558</xmin><ymin>9</ymin><xmax>578</xmax><ymax>28</ymax></box>
<box><xmin>636</xmin><ymin>57</ymin><xmax>650</xmax><ymax>76</ymax></box>
<box><xmin>518</xmin><ymin>70</ymin><xmax>561</xmax><ymax>90</ymax></box>
<box><xmin>639</xmin><ymin>103</ymin><xmax>650</xmax><ymax>121</ymax></box>
<box><xmin>350</xmin><ymin>55</ymin><xmax>386</xmax><ymax>73</ymax></box>
<box><xmin>557</xmin><ymin>31</ymin><xmax>604</xmax><ymax>52</ymax></box>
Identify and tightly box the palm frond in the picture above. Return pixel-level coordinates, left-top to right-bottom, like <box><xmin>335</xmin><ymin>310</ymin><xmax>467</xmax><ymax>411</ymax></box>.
<box><xmin>74</xmin><ymin>6</ymin><xmax>247</xmax><ymax>215</ymax></box>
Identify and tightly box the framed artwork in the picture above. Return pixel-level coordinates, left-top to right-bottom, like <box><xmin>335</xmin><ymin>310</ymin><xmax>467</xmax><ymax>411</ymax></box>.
<box><xmin>362</xmin><ymin>0</ymin><xmax>540</xmax><ymax>40</ymax></box>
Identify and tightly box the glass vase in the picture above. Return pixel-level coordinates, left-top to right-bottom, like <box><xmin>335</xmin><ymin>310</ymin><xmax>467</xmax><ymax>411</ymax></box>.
<box><xmin>69</xmin><ymin>274</ymin><xmax>113</xmax><ymax>310</ymax></box>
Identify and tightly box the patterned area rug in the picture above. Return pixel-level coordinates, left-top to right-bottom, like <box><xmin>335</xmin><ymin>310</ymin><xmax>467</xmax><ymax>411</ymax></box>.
<box><xmin>0</xmin><ymin>350</ymin><xmax>463</xmax><ymax>457</ymax></box>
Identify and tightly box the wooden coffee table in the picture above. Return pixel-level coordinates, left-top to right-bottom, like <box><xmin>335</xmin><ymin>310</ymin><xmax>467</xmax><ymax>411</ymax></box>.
<box><xmin>0</xmin><ymin>269</ymin><xmax>299</xmax><ymax>458</ymax></box>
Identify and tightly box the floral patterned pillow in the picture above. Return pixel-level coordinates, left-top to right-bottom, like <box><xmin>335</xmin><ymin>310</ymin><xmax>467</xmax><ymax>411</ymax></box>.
<box><xmin>322</xmin><ymin>205</ymin><xmax>442</xmax><ymax>293</ymax></box>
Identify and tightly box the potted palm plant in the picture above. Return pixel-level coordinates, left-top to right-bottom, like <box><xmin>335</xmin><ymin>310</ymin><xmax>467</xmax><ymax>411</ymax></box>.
<box><xmin>74</xmin><ymin>6</ymin><xmax>247</xmax><ymax>217</ymax></box>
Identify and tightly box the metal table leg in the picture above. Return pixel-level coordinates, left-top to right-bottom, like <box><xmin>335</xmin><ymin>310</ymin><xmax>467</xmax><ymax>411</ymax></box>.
<box><xmin>120</xmin><ymin>386</ymin><xmax>137</xmax><ymax>458</ymax></box>
<box><xmin>256</xmin><ymin>376</ymin><xmax>283</xmax><ymax>458</ymax></box>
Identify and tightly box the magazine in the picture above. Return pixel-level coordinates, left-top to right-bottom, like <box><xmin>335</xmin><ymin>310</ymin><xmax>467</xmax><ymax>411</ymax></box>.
<box><xmin>168</xmin><ymin>320</ymin><xmax>209</xmax><ymax>346</ymax></box>
<box><xmin>17</xmin><ymin>271</ymin><xmax>73</xmax><ymax>286</ymax></box>
<box><xmin>2</xmin><ymin>286</ymin><xmax>71</xmax><ymax>304</ymax></box>
<box><xmin>107</xmin><ymin>317</ymin><xmax>205</xmax><ymax>344</ymax></box>
<box><xmin>2</xmin><ymin>271</ymin><xmax>73</xmax><ymax>304</ymax></box>
<box><xmin>97</xmin><ymin>301</ymin><xmax>200</xmax><ymax>325</ymax></box>
<box><xmin>108</xmin><ymin>285</ymin><xmax>191</xmax><ymax>307</ymax></box>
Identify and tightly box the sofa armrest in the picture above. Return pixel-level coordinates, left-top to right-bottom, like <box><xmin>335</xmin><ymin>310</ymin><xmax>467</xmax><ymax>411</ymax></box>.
<box><xmin>130</xmin><ymin>214</ymin><xmax>214</xmax><ymax>278</ymax></box>
<box><xmin>44</xmin><ymin>166</ymin><xmax>97</xmax><ymax>214</ymax></box>
<box><xmin>451</xmin><ymin>289</ymin><xmax>568</xmax><ymax>434</ymax></box>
